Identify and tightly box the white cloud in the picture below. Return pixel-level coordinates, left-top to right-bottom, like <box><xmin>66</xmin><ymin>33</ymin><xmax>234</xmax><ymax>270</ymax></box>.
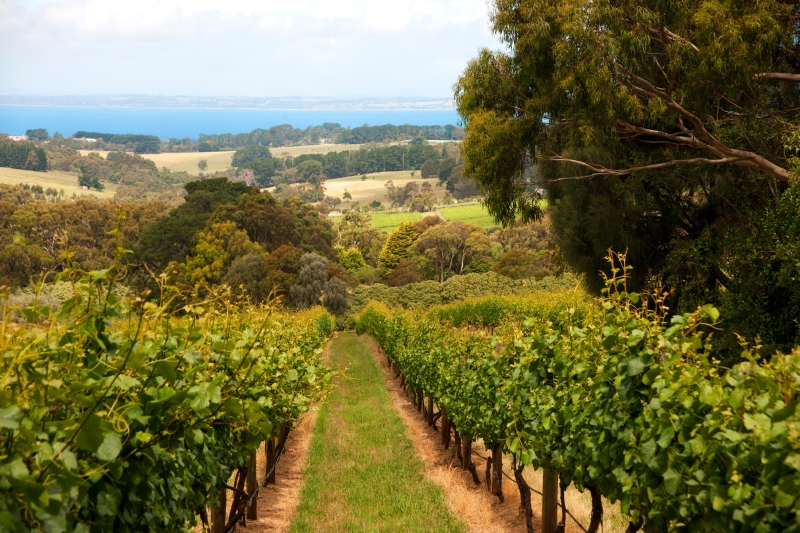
<box><xmin>1</xmin><ymin>0</ymin><xmax>499</xmax><ymax>96</ymax></box>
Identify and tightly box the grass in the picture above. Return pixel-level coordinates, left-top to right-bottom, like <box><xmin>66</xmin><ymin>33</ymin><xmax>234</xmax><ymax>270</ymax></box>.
<box><xmin>437</xmin><ymin>204</ymin><xmax>499</xmax><ymax>230</ymax></box>
<box><xmin>0</xmin><ymin>167</ymin><xmax>116</xmax><ymax>198</ymax></box>
<box><xmin>290</xmin><ymin>333</ymin><xmax>464</xmax><ymax>533</ymax></box>
<box><xmin>367</xmin><ymin>212</ymin><xmax>424</xmax><ymax>232</ymax></box>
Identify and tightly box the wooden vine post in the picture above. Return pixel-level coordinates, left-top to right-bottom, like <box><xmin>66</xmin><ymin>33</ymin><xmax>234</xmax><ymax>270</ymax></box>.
<box><xmin>491</xmin><ymin>443</ymin><xmax>504</xmax><ymax>502</ymax></box>
<box><xmin>441</xmin><ymin>410</ymin><xmax>451</xmax><ymax>448</ymax></box>
<box><xmin>246</xmin><ymin>452</ymin><xmax>258</xmax><ymax>520</ymax></box>
<box><xmin>542</xmin><ymin>469</ymin><xmax>559</xmax><ymax>533</ymax></box>
<box><xmin>210</xmin><ymin>488</ymin><xmax>226</xmax><ymax>533</ymax></box>
<box><xmin>425</xmin><ymin>396</ymin><xmax>434</xmax><ymax>425</ymax></box>
<box><xmin>266</xmin><ymin>439</ymin><xmax>276</xmax><ymax>484</ymax></box>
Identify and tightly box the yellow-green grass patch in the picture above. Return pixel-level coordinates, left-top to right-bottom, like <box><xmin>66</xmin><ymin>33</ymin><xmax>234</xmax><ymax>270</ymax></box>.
<box><xmin>0</xmin><ymin>167</ymin><xmax>116</xmax><ymax>198</ymax></box>
<box><xmin>290</xmin><ymin>333</ymin><xmax>464</xmax><ymax>533</ymax></box>
<box><xmin>438</xmin><ymin>204</ymin><xmax>499</xmax><ymax>229</ymax></box>
<box><xmin>368</xmin><ymin>212</ymin><xmax>425</xmax><ymax>231</ymax></box>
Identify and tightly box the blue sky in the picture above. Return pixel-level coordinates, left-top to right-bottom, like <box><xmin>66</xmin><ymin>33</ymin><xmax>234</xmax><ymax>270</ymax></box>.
<box><xmin>0</xmin><ymin>0</ymin><xmax>501</xmax><ymax>98</ymax></box>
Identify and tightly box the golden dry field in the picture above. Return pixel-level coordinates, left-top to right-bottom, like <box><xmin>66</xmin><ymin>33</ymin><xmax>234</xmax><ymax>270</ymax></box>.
<box><xmin>271</xmin><ymin>143</ymin><xmax>364</xmax><ymax>158</ymax></box>
<box><xmin>323</xmin><ymin>170</ymin><xmax>444</xmax><ymax>207</ymax></box>
<box><xmin>78</xmin><ymin>150</ymin><xmax>234</xmax><ymax>175</ymax></box>
<box><xmin>0</xmin><ymin>167</ymin><xmax>116</xmax><ymax>198</ymax></box>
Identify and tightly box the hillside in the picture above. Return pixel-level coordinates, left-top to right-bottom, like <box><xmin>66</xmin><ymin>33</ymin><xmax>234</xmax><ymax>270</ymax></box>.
<box><xmin>0</xmin><ymin>166</ymin><xmax>116</xmax><ymax>198</ymax></box>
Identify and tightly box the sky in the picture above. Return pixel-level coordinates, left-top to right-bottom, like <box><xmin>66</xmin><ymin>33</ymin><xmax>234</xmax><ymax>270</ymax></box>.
<box><xmin>0</xmin><ymin>0</ymin><xmax>502</xmax><ymax>98</ymax></box>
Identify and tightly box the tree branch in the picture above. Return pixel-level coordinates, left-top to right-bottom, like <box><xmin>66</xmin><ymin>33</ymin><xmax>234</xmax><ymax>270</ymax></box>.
<box><xmin>757</xmin><ymin>72</ymin><xmax>800</xmax><ymax>82</ymax></box>
<box><xmin>617</xmin><ymin>68</ymin><xmax>790</xmax><ymax>181</ymax></box>
<box><xmin>541</xmin><ymin>154</ymin><xmax>746</xmax><ymax>180</ymax></box>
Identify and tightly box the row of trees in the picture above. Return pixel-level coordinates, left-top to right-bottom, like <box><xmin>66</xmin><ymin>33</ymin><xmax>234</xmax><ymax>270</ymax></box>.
<box><xmin>0</xmin><ymin>139</ymin><xmax>47</xmax><ymax>171</ymax></box>
<box><xmin>73</xmin><ymin>132</ymin><xmax>161</xmax><ymax>153</ymax></box>
<box><xmin>199</xmin><ymin>123</ymin><xmax>463</xmax><ymax>149</ymax></box>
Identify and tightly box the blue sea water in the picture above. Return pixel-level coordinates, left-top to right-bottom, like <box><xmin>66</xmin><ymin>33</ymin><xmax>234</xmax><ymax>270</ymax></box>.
<box><xmin>0</xmin><ymin>106</ymin><xmax>462</xmax><ymax>139</ymax></box>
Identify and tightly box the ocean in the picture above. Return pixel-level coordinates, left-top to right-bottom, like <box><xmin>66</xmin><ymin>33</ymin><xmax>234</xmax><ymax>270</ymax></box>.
<box><xmin>0</xmin><ymin>106</ymin><xmax>462</xmax><ymax>140</ymax></box>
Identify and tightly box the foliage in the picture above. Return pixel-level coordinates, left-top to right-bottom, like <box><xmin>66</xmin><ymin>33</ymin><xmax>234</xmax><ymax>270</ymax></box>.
<box><xmin>0</xmin><ymin>197</ymin><xmax>169</xmax><ymax>288</ymax></box>
<box><xmin>72</xmin><ymin>132</ymin><xmax>161</xmax><ymax>154</ymax></box>
<box><xmin>135</xmin><ymin>179</ymin><xmax>255</xmax><ymax>267</ymax></box>
<box><xmin>25</xmin><ymin>128</ymin><xmax>49</xmax><ymax>140</ymax></box>
<box><xmin>492</xmin><ymin>249</ymin><xmax>550</xmax><ymax>279</ymax></box>
<box><xmin>289</xmin><ymin>253</ymin><xmax>349</xmax><ymax>315</ymax></box>
<box><xmin>178</xmin><ymin>220</ymin><xmax>261</xmax><ymax>288</ymax></box>
<box><xmin>385</xmin><ymin>259</ymin><xmax>422</xmax><ymax>287</ymax></box>
<box><xmin>347</xmin><ymin>271</ymin><xmax>578</xmax><ymax>321</ymax></box>
<box><xmin>78</xmin><ymin>173</ymin><xmax>104</xmax><ymax>191</ymax></box>
<box><xmin>335</xmin><ymin>245</ymin><xmax>367</xmax><ymax>272</ymax></box>
<box><xmin>0</xmin><ymin>266</ymin><xmax>332</xmax><ymax>532</ymax></box>
<box><xmin>335</xmin><ymin>212</ymin><xmax>386</xmax><ymax>267</ymax></box>
<box><xmin>335</xmin><ymin>124</ymin><xmax>460</xmax><ymax>144</ymax></box>
<box><xmin>358</xmin><ymin>264</ymin><xmax>800</xmax><ymax>532</ymax></box>
<box><xmin>323</xmin><ymin>277</ymin><xmax>349</xmax><ymax>316</ymax></box>
<box><xmin>261</xmin><ymin>244</ymin><xmax>305</xmax><ymax>297</ymax></box>
<box><xmin>290</xmin><ymin>253</ymin><xmax>331</xmax><ymax>309</ymax></box>
<box><xmin>231</xmin><ymin>144</ymin><xmax>273</xmax><ymax>167</ymax></box>
<box><xmin>290</xmin><ymin>144</ymin><xmax>442</xmax><ymax>179</ymax></box>
<box><xmin>0</xmin><ymin>140</ymin><xmax>47</xmax><ymax>172</ymax></box>
<box><xmin>415</xmin><ymin>222</ymin><xmax>491</xmax><ymax>282</ymax></box>
<box><xmin>454</xmin><ymin>0</ymin><xmax>800</xmax><ymax>364</ymax></box>
<box><xmin>377</xmin><ymin>222</ymin><xmax>420</xmax><ymax>272</ymax></box>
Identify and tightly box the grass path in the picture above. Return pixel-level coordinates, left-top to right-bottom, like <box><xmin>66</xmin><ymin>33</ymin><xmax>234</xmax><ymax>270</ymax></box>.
<box><xmin>290</xmin><ymin>332</ymin><xmax>465</xmax><ymax>533</ymax></box>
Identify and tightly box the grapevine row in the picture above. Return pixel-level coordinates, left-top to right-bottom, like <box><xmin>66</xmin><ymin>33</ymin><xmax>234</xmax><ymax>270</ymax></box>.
<box><xmin>0</xmin><ymin>268</ymin><xmax>334</xmax><ymax>532</ymax></box>
<box><xmin>356</xmin><ymin>273</ymin><xmax>800</xmax><ymax>533</ymax></box>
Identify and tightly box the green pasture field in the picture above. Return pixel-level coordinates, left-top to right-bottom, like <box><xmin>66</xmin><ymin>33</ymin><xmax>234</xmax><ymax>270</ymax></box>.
<box><xmin>437</xmin><ymin>204</ymin><xmax>499</xmax><ymax>229</ymax></box>
<box><xmin>368</xmin><ymin>212</ymin><xmax>424</xmax><ymax>231</ymax></box>
<box><xmin>0</xmin><ymin>167</ymin><xmax>116</xmax><ymax>198</ymax></box>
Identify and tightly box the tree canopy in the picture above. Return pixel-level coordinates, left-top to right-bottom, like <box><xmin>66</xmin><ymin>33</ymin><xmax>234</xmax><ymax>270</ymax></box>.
<box><xmin>455</xmin><ymin>0</ymin><xmax>800</xmax><ymax>361</ymax></box>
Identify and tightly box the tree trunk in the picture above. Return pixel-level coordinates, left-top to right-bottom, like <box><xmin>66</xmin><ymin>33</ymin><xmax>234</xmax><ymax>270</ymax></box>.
<box><xmin>514</xmin><ymin>464</ymin><xmax>534</xmax><ymax>533</ymax></box>
<box><xmin>426</xmin><ymin>396</ymin><xmax>434</xmax><ymax>425</ymax></box>
<box><xmin>491</xmin><ymin>442</ymin><xmax>504</xmax><ymax>502</ymax></box>
<box><xmin>441</xmin><ymin>410</ymin><xmax>451</xmax><ymax>448</ymax></box>
<box><xmin>246</xmin><ymin>452</ymin><xmax>258</xmax><ymax>520</ymax></box>
<box><xmin>460</xmin><ymin>434</ymin><xmax>480</xmax><ymax>485</ymax></box>
<box><xmin>587</xmin><ymin>485</ymin><xmax>603</xmax><ymax>533</ymax></box>
<box><xmin>210</xmin><ymin>487</ymin><xmax>226</xmax><ymax>533</ymax></box>
<box><xmin>266</xmin><ymin>439</ymin><xmax>276</xmax><ymax>484</ymax></box>
<box><xmin>454</xmin><ymin>430</ymin><xmax>462</xmax><ymax>463</ymax></box>
<box><xmin>542</xmin><ymin>469</ymin><xmax>558</xmax><ymax>533</ymax></box>
<box><xmin>485</xmin><ymin>455</ymin><xmax>492</xmax><ymax>488</ymax></box>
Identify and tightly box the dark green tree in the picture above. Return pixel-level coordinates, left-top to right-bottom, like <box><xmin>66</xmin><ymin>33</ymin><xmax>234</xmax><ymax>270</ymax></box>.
<box><xmin>232</xmin><ymin>145</ymin><xmax>272</xmax><ymax>167</ymax></box>
<box><xmin>25</xmin><ymin>128</ymin><xmax>49</xmax><ymax>140</ymax></box>
<box><xmin>78</xmin><ymin>173</ymin><xmax>104</xmax><ymax>191</ymax></box>
<box><xmin>289</xmin><ymin>253</ymin><xmax>330</xmax><ymax>308</ymax></box>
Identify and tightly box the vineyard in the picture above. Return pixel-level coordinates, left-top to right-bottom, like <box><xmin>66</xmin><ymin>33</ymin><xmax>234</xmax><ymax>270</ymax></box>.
<box><xmin>0</xmin><ymin>265</ymin><xmax>334</xmax><ymax>532</ymax></box>
<box><xmin>356</xmin><ymin>258</ymin><xmax>800</xmax><ymax>533</ymax></box>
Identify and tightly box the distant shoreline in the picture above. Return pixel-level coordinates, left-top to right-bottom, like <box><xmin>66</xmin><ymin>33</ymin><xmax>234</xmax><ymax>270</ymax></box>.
<box><xmin>0</xmin><ymin>104</ymin><xmax>456</xmax><ymax>111</ymax></box>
